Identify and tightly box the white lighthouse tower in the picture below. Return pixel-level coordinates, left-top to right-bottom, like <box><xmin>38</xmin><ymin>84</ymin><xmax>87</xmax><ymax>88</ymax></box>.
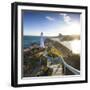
<box><xmin>40</xmin><ymin>32</ymin><xmax>45</xmax><ymax>48</ymax></box>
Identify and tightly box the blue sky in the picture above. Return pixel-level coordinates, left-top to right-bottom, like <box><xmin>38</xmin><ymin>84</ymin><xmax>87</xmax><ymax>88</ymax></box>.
<box><xmin>22</xmin><ymin>10</ymin><xmax>80</xmax><ymax>36</ymax></box>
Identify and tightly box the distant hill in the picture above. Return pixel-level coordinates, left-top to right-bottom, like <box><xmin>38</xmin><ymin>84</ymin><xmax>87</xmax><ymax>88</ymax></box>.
<box><xmin>50</xmin><ymin>34</ymin><xmax>80</xmax><ymax>41</ymax></box>
<box><xmin>60</xmin><ymin>35</ymin><xmax>80</xmax><ymax>41</ymax></box>
<box><xmin>48</xmin><ymin>34</ymin><xmax>80</xmax><ymax>41</ymax></box>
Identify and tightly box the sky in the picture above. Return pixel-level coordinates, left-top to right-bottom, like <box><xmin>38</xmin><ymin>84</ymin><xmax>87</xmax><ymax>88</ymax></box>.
<box><xmin>22</xmin><ymin>10</ymin><xmax>80</xmax><ymax>36</ymax></box>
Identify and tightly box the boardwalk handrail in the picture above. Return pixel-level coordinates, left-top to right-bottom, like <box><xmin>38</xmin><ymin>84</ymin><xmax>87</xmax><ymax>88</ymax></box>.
<box><xmin>43</xmin><ymin>50</ymin><xmax>80</xmax><ymax>75</ymax></box>
<box><xmin>60</xmin><ymin>56</ymin><xmax>80</xmax><ymax>75</ymax></box>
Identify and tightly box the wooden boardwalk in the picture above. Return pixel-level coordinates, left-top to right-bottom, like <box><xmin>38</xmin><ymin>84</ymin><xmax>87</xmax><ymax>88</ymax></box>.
<box><xmin>48</xmin><ymin>64</ymin><xmax>63</xmax><ymax>75</ymax></box>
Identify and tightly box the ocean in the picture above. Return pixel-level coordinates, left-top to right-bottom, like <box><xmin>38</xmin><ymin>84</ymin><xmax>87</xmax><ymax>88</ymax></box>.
<box><xmin>23</xmin><ymin>36</ymin><xmax>46</xmax><ymax>48</ymax></box>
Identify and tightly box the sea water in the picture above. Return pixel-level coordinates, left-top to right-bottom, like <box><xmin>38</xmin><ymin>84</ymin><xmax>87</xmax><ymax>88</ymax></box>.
<box><xmin>23</xmin><ymin>36</ymin><xmax>46</xmax><ymax>48</ymax></box>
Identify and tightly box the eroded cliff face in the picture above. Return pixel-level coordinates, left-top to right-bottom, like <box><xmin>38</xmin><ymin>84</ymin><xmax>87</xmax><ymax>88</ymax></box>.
<box><xmin>45</xmin><ymin>38</ymin><xmax>73</xmax><ymax>57</ymax></box>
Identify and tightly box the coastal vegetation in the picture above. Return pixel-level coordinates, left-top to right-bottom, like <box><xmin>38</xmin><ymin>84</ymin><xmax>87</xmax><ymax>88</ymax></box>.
<box><xmin>23</xmin><ymin>35</ymin><xmax>80</xmax><ymax>77</ymax></box>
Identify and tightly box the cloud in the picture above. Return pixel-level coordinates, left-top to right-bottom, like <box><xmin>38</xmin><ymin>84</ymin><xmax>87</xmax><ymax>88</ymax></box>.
<box><xmin>45</xmin><ymin>16</ymin><xmax>55</xmax><ymax>21</ymax></box>
<box><xmin>60</xmin><ymin>13</ymin><xmax>72</xmax><ymax>24</ymax></box>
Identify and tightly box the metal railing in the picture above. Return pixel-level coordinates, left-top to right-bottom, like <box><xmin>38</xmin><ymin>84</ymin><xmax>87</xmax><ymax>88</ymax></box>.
<box><xmin>43</xmin><ymin>52</ymin><xmax>80</xmax><ymax>75</ymax></box>
<box><xmin>60</xmin><ymin>56</ymin><xmax>80</xmax><ymax>75</ymax></box>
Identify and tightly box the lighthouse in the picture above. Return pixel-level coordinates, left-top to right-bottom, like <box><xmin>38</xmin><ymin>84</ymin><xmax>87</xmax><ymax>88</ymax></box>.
<box><xmin>40</xmin><ymin>32</ymin><xmax>45</xmax><ymax>48</ymax></box>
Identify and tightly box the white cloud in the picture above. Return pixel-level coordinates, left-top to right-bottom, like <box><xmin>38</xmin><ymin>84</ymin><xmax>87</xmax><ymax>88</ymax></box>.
<box><xmin>60</xmin><ymin>13</ymin><xmax>72</xmax><ymax>24</ymax></box>
<box><xmin>45</xmin><ymin>16</ymin><xmax>55</xmax><ymax>21</ymax></box>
